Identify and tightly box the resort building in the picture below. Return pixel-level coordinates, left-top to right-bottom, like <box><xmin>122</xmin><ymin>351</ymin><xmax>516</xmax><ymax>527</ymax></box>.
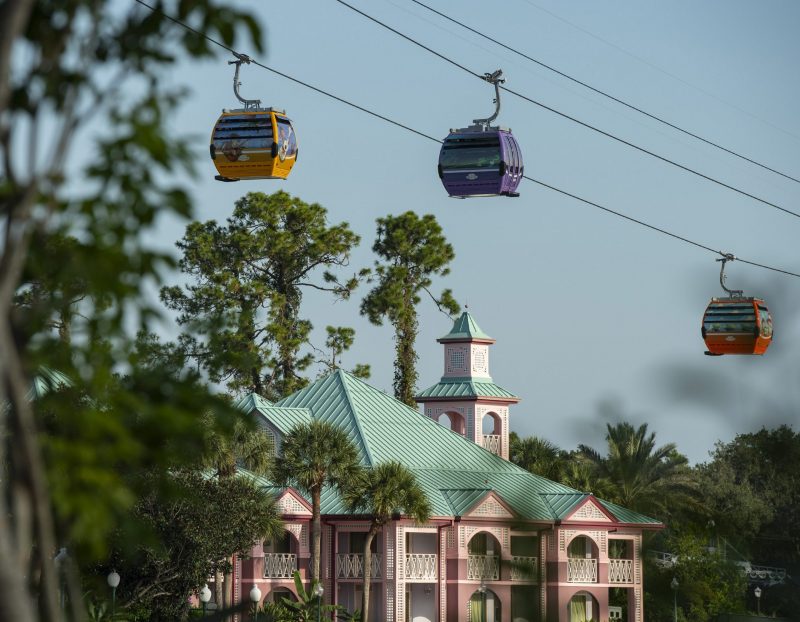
<box><xmin>232</xmin><ymin>312</ymin><xmax>662</xmax><ymax>621</ymax></box>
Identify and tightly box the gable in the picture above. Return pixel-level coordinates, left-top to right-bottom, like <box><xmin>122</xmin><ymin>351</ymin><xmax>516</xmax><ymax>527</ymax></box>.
<box><xmin>275</xmin><ymin>489</ymin><xmax>312</xmax><ymax>517</ymax></box>
<box><xmin>464</xmin><ymin>491</ymin><xmax>516</xmax><ymax>519</ymax></box>
<box><xmin>563</xmin><ymin>496</ymin><xmax>616</xmax><ymax>523</ymax></box>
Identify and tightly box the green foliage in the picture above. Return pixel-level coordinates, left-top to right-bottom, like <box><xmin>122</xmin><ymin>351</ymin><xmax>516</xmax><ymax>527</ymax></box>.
<box><xmin>509</xmin><ymin>433</ymin><xmax>568</xmax><ymax>481</ymax></box>
<box><xmin>108</xmin><ymin>471</ymin><xmax>283</xmax><ymax>621</ymax></box>
<box><xmin>316</xmin><ymin>325</ymin><xmax>371</xmax><ymax>379</ymax></box>
<box><xmin>360</xmin><ymin>212</ymin><xmax>459</xmax><ymax>406</ymax></box>
<box><xmin>272</xmin><ymin>421</ymin><xmax>361</xmax><ymax>581</ymax></box>
<box><xmin>644</xmin><ymin>534</ymin><xmax>746</xmax><ymax>622</ymax></box>
<box><xmin>162</xmin><ymin>191</ymin><xmax>363</xmax><ymax>400</ymax></box>
<box><xmin>578</xmin><ymin>422</ymin><xmax>701</xmax><ymax>521</ymax></box>
<box><xmin>1</xmin><ymin>2</ymin><xmax>266</xmax><ymax>619</ymax></box>
<box><xmin>699</xmin><ymin>425</ymin><xmax>800</xmax><ymax>563</ymax></box>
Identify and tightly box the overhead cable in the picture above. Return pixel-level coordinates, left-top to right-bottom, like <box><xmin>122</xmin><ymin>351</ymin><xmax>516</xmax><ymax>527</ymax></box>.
<box><xmin>407</xmin><ymin>0</ymin><xmax>800</xmax><ymax>186</ymax></box>
<box><xmin>131</xmin><ymin>0</ymin><xmax>800</xmax><ymax>280</ymax></box>
<box><xmin>332</xmin><ymin>0</ymin><xmax>800</xmax><ymax>220</ymax></box>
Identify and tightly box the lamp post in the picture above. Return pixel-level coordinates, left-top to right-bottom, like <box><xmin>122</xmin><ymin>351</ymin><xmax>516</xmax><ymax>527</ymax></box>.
<box><xmin>199</xmin><ymin>584</ymin><xmax>212</xmax><ymax>617</ymax></box>
<box><xmin>313</xmin><ymin>583</ymin><xmax>324</xmax><ymax>622</ymax></box>
<box><xmin>107</xmin><ymin>570</ymin><xmax>120</xmax><ymax>618</ymax></box>
<box><xmin>754</xmin><ymin>586</ymin><xmax>762</xmax><ymax>616</ymax></box>
<box><xmin>670</xmin><ymin>577</ymin><xmax>678</xmax><ymax>622</ymax></box>
<box><xmin>249</xmin><ymin>585</ymin><xmax>262</xmax><ymax>622</ymax></box>
<box><xmin>478</xmin><ymin>581</ymin><xmax>487</xmax><ymax>622</ymax></box>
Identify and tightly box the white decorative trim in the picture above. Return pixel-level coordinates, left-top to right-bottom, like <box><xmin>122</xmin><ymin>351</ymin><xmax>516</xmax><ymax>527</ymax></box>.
<box><xmin>277</xmin><ymin>491</ymin><xmax>311</xmax><ymax>516</ymax></box>
<box><xmin>568</xmin><ymin>499</ymin><xmax>612</xmax><ymax>522</ymax></box>
<box><xmin>466</xmin><ymin>495</ymin><xmax>514</xmax><ymax>519</ymax></box>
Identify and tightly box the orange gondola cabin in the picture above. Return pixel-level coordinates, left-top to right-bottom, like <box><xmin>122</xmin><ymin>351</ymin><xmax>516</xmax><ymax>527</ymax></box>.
<box><xmin>702</xmin><ymin>297</ymin><xmax>773</xmax><ymax>355</ymax></box>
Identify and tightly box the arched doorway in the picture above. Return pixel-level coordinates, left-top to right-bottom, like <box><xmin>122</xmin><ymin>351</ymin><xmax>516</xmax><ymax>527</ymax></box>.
<box><xmin>263</xmin><ymin>530</ymin><xmax>300</xmax><ymax>579</ymax></box>
<box><xmin>567</xmin><ymin>591</ymin><xmax>598</xmax><ymax>622</ymax></box>
<box><xmin>469</xmin><ymin>588</ymin><xmax>501</xmax><ymax>622</ymax></box>
<box><xmin>436</xmin><ymin>410</ymin><xmax>466</xmax><ymax>436</ymax></box>
<box><xmin>467</xmin><ymin>532</ymin><xmax>501</xmax><ymax>580</ymax></box>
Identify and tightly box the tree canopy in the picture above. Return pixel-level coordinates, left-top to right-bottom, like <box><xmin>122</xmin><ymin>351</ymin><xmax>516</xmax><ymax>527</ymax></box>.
<box><xmin>162</xmin><ymin>191</ymin><xmax>364</xmax><ymax>400</ymax></box>
<box><xmin>360</xmin><ymin>212</ymin><xmax>459</xmax><ymax>406</ymax></box>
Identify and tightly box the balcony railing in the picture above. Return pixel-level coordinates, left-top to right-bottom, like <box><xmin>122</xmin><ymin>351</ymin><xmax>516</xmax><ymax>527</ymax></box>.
<box><xmin>263</xmin><ymin>553</ymin><xmax>297</xmax><ymax>579</ymax></box>
<box><xmin>567</xmin><ymin>558</ymin><xmax>598</xmax><ymax>583</ymax></box>
<box><xmin>467</xmin><ymin>554</ymin><xmax>500</xmax><ymax>580</ymax></box>
<box><xmin>482</xmin><ymin>434</ymin><xmax>501</xmax><ymax>455</ymax></box>
<box><xmin>510</xmin><ymin>556</ymin><xmax>538</xmax><ymax>582</ymax></box>
<box><xmin>405</xmin><ymin>553</ymin><xmax>437</xmax><ymax>581</ymax></box>
<box><xmin>335</xmin><ymin>553</ymin><xmax>383</xmax><ymax>580</ymax></box>
<box><xmin>609</xmin><ymin>558</ymin><xmax>633</xmax><ymax>584</ymax></box>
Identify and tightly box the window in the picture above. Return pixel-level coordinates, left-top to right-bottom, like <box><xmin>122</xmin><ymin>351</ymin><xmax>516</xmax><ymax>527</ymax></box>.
<box><xmin>275</xmin><ymin>118</ymin><xmax>297</xmax><ymax>158</ymax></box>
<box><xmin>440</xmin><ymin>136</ymin><xmax>502</xmax><ymax>170</ymax></box>
<box><xmin>703</xmin><ymin>302</ymin><xmax>757</xmax><ymax>334</ymax></box>
<box><xmin>213</xmin><ymin>114</ymin><xmax>273</xmax><ymax>150</ymax></box>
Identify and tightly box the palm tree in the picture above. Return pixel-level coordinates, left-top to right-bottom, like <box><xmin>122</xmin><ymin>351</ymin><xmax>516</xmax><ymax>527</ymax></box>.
<box><xmin>272</xmin><ymin>420</ymin><xmax>361</xmax><ymax>581</ymax></box>
<box><xmin>343</xmin><ymin>461</ymin><xmax>431</xmax><ymax>622</ymax></box>
<box><xmin>201</xmin><ymin>412</ymin><xmax>278</xmax><ymax>611</ymax></box>
<box><xmin>579</xmin><ymin>422</ymin><xmax>700</xmax><ymax>519</ymax></box>
<box><xmin>509</xmin><ymin>433</ymin><xmax>567</xmax><ymax>481</ymax></box>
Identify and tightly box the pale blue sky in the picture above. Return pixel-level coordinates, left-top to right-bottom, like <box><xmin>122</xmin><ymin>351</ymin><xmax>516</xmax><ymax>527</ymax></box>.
<box><xmin>143</xmin><ymin>0</ymin><xmax>800</xmax><ymax>462</ymax></box>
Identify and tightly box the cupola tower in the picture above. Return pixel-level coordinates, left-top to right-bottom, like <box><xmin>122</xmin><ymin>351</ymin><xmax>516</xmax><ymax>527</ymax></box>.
<box><xmin>415</xmin><ymin>311</ymin><xmax>519</xmax><ymax>460</ymax></box>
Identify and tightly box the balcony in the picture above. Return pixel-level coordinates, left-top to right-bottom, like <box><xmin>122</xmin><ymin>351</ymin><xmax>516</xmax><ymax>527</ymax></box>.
<box><xmin>335</xmin><ymin>553</ymin><xmax>383</xmax><ymax>580</ymax></box>
<box><xmin>482</xmin><ymin>434</ymin><xmax>501</xmax><ymax>455</ymax></box>
<box><xmin>609</xmin><ymin>559</ymin><xmax>633</xmax><ymax>584</ymax></box>
<box><xmin>263</xmin><ymin>553</ymin><xmax>297</xmax><ymax>579</ymax></box>
<box><xmin>467</xmin><ymin>555</ymin><xmax>500</xmax><ymax>580</ymax></box>
<box><xmin>510</xmin><ymin>556</ymin><xmax>538</xmax><ymax>582</ymax></box>
<box><xmin>567</xmin><ymin>558</ymin><xmax>598</xmax><ymax>583</ymax></box>
<box><xmin>405</xmin><ymin>553</ymin><xmax>437</xmax><ymax>581</ymax></box>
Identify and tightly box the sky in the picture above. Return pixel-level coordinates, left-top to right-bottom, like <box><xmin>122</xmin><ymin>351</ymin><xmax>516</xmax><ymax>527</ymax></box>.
<box><xmin>135</xmin><ymin>0</ymin><xmax>800</xmax><ymax>463</ymax></box>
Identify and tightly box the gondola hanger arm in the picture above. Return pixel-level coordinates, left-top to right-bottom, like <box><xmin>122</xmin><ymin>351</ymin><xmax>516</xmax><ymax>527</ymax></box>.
<box><xmin>473</xmin><ymin>69</ymin><xmax>505</xmax><ymax>130</ymax></box>
<box><xmin>716</xmin><ymin>253</ymin><xmax>744</xmax><ymax>298</ymax></box>
<box><xmin>228</xmin><ymin>53</ymin><xmax>261</xmax><ymax>110</ymax></box>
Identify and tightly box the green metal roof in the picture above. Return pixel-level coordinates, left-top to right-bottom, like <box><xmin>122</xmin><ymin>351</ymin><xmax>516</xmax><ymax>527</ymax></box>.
<box><xmin>439</xmin><ymin>311</ymin><xmax>493</xmax><ymax>342</ymax></box>
<box><xmin>541</xmin><ymin>493</ymin><xmax>587</xmax><ymax>519</ymax></box>
<box><xmin>242</xmin><ymin>371</ymin><xmax>660</xmax><ymax>526</ymax></box>
<box><xmin>415</xmin><ymin>378</ymin><xmax>518</xmax><ymax>401</ymax></box>
<box><xmin>599</xmin><ymin>499</ymin><xmax>663</xmax><ymax>525</ymax></box>
<box><xmin>238</xmin><ymin>394</ymin><xmax>312</xmax><ymax>436</ymax></box>
<box><xmin>440</xmin><ymin>488</ymin><xmax>491</xmax><ymax>516</ymax></box>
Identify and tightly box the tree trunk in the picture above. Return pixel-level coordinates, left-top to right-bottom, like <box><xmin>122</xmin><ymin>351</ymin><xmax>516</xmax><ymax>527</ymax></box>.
<box><xmin>393</xmin><ymin>305</ymin><xmax>418</xmax><ymax>407</ymax></box>
<box><xmin>361</xmin><ymin>523</ymin><xmax>381</xmax><ymax>622</ymax></box>
<box><xmin>214</xmin><ymin>569</ymin><xmax>224</xmax><ymax>614</ymax></box>
<box><xmin>311</xmin><ymin>487</ymin><xmax>322</xmax><ymax>582</ymax></box>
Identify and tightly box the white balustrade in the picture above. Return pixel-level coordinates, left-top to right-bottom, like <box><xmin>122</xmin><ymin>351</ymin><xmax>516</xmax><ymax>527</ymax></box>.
<box><xmin>467</xmin><ymin>555</ymin><xmax>500</xmax><ymax>580</ymax></box>
<box><xmin>335</xmin><ymin>553</ymin><xmax>383</xmax><ymax>580</ymax></box>
<box><xmin>405</xmin><ymin>554</ymin><xmax>438</xmax><ymax>581</ymax></box>
<box><xmin>567</xmin><ymin>558</ymin><xmax>598</xmax><ymax>583</ymax></box>
<box><xmin>609</xmin><ymin>606</ymin><xmax>623</xmax><ymax>620</ymax></box>
<box><xmin>510</xmin><ymin>556</ymin><xmax>538</xmax><ymax>582</ymax></box>
<box><xmin>482</xmin><ymin>434</ymin><xmax>501</xmax><ymax>455</ymax></box>
<box><xmin>263</xmin><ymin>553</ymin><xmax>297</xmax><ymax>579</ymax></box>
<box><xmin>609</xmin><ymin>558</ymin><xmax>633</xmax><ymax>584</ymax></box>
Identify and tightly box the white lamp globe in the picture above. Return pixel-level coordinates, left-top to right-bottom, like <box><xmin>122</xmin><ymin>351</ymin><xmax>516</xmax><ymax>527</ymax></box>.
<box><xmin>249</xmin><ymin>585</ymin><xmax>262</xmax><ymax>604</ymax></box>
<box><xmin>199</xmin><ymin>584</ymin><xmax>212</xmax><ymax>604</ymax></box>
<box><xmin>107</xmin><ymin>570</ymin><xmax>120</xmax><ymax>588</ymax></box>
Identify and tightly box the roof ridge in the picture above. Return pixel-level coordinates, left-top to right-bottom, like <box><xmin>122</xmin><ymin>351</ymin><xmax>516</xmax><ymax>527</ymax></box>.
<box><xmin>337</xmin><ymin>370</ymin><xmax>375</xmax><ymax>466</ymax></box>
